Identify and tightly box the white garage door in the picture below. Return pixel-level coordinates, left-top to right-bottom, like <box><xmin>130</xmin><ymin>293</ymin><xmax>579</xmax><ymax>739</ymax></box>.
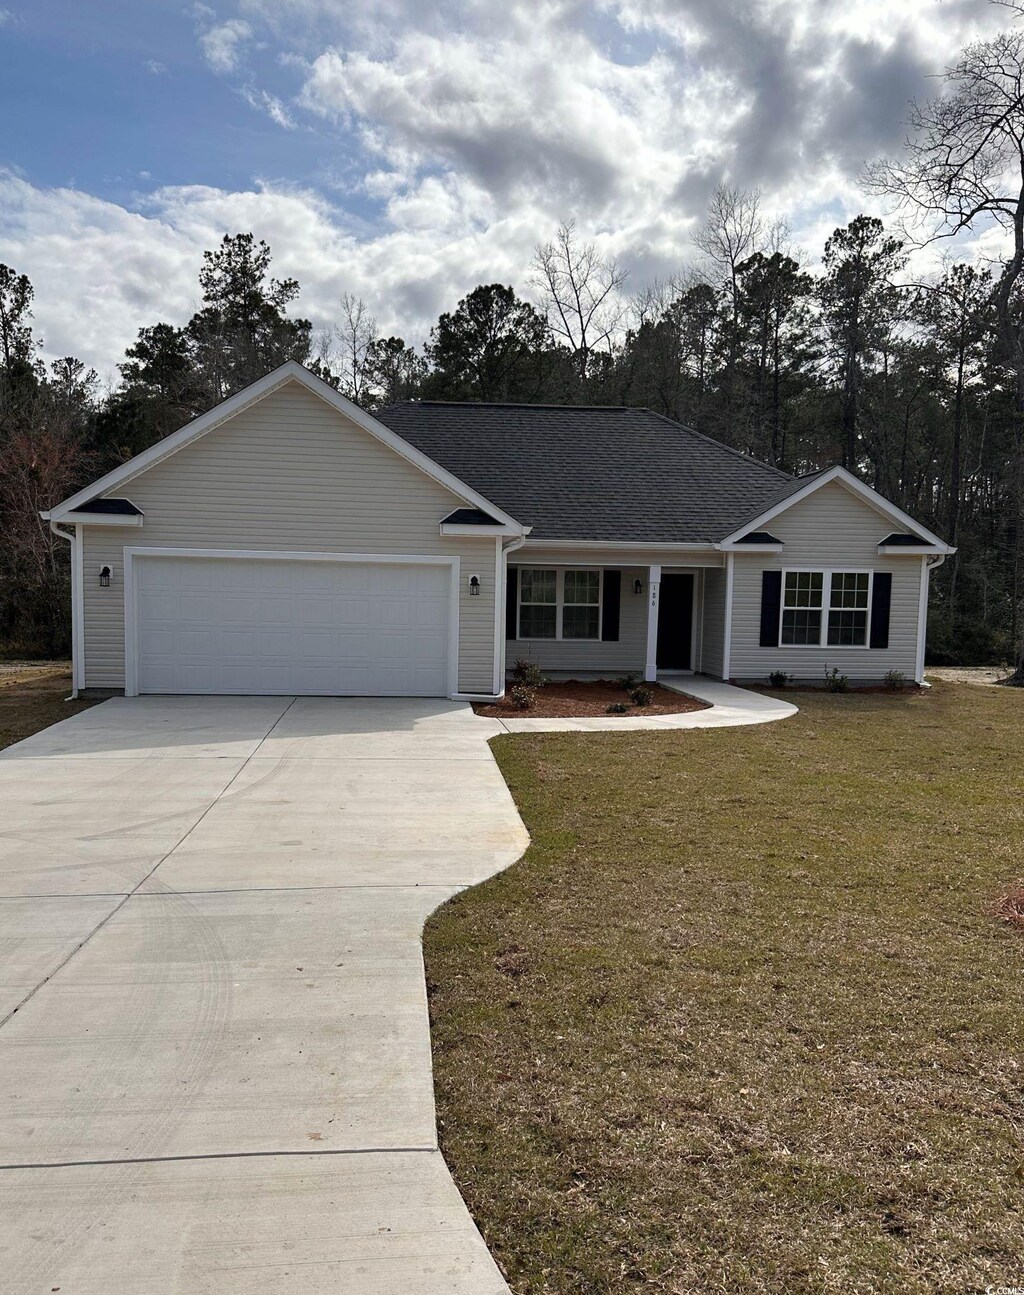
<box><xmin>133</xmin><ymin>556</ymin><xmax>451</xmax><ymax>696</ymax></box>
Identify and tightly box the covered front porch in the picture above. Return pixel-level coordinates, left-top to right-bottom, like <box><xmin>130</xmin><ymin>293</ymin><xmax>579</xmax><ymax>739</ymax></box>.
<box><xmin>505</xmin><ymin>550</ymin><xmax>730</xmax><ymax>683</ymax></box>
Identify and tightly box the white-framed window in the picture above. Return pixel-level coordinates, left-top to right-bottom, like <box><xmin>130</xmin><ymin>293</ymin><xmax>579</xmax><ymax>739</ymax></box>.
<box><xmin>517</xmin><ymin>568</ymin><xmax>602</xmax><ymax>640</ymax></box>
<box><xmin>780</xmin><ymin>569</ymin><xmax>872</xmax><ymax>647</ymax></box>
<box><xmin>518</xmin><ymin>567</ymin><xmax>558</xmax><ymax>638</ymax></box>
<box><xmin>562</xmin><ymin>569</ymin><xmax>601</xmax><ymax>639</ymax></box>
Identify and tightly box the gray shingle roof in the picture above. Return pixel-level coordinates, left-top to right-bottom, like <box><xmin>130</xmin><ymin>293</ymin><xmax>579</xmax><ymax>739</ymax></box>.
<box><xmin>375</xmin><ymin>401</ymin><xmax>799</xmax><ymax>543</ymax></box>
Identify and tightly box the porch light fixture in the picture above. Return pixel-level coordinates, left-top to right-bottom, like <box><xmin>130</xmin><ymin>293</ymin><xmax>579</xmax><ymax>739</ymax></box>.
<box><xmin>468</xmin><ymin>574</ymin><xmax>481</xmax><ymax>595</ymax></box>
<box><xmin>633</xmin><ymin>578</ymin><xmax>643</xmax><ymax>595</ymax></box>
<box><xmin>99</xmin><ymin>564</ymin><xmax>112</xmax><ymax>588</ymax></box>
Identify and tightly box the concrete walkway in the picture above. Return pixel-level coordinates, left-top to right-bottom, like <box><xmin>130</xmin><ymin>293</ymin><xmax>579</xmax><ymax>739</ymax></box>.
<box><xmin>492</xmin><ymin>675</ymin><xmax>798</xmax><ymax>732</ymax></box>
<box><xmin>0</xmin><ymin>696</ymin><xmax>527</xmax><ymax>1294</ymax></box>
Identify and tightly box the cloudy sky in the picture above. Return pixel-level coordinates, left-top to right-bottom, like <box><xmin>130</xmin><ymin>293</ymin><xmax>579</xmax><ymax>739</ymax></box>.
<box><xmin>0</xmin><ymin>0</ymin><xmax>1009</xmax><ymax>379</ymax></box>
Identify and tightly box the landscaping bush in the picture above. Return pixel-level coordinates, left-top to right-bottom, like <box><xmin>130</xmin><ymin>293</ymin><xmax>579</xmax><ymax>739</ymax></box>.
<box><xmin>508</xmin><ymin>684</ymin><xmax>536</xmax><ymax>710</ymax></box>
<box><xmin>617</xmin><ymin>671</ymin><xmax>641</xmax><ymax>690</ymax></box>
<box><xmin>767</xmin><ymin>670</ymin><xmax>791</xmax><ymax>688</ymax></box>
<box><xmin>510</xmin><ymin>658</ymin><xmax>545</xmax><ymax>689</ymax></box>
<box><xmin>605</xmin><ymin>701</ymin><xmax>629</xmax><ymax>715</ymax></box>
<box><xmin>628</xmin><ymin>683</ymin><xmax>653</xmax><ymax>707</ymax></box>
<box><xmin>883</xmin><ymin>669</ymin><xmax>907</xmax><ymax>690</ymax></box>
<box><xmin>824</xmin><ymin>666</ymin><xmax>849</xmax><ymax>692</ymax></box>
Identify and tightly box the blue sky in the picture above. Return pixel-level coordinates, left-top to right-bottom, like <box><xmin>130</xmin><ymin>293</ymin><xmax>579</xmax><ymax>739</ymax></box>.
<box><xmin>2</xmin><ymin>0</ymin><xmax>363</xmax><ymax>210</ymax></box>
<box><xmin>0</xmin><ymin>0</ymin><xmax>1008</xmax><ymax>378</ymax></box>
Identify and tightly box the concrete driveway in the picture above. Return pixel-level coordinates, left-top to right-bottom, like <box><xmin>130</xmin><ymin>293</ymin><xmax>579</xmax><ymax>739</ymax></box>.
<box><xmin>0</xmin><ymin>696</ymin><xmax>528</xmax><ymax>1293</ymax></box>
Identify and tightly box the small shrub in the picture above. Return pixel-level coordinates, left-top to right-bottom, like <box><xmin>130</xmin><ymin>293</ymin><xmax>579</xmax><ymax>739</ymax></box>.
<box><xmin>824</xmin><ymin>666</ymin><xmax>849</xmax><ymax>693</ymax></box>
<box><xmin>767</xmin><ymin>670</ymin><xmax>791</xmax><ymax>689</ymax></box>
<box><xmin>511</xmin><ymin>658</ymin><xmax>545</xmax><ymax>689</ymax></box>
<box><xmin>606</xmin><ymin>701</ymin><xmax>629</xmax><ymax>715</ymax></box>
<box><xmin>883</xmin><ymin>669</ymin><xmax>907</xmax><ymax>690</ymax></box>
<box><xmin>629</xmin><ymin>683</ymin><xmax>654</xmax><ymax>707</ymax></box>
<box><xmin>618</xmin><ymin>671</ymin><xmax>641</xmax><ymax>690</ymax></box>
<box><xmin>508</xmin><ymin>684</ymin><xmax>536</xmax><ymax>710</ymax></box>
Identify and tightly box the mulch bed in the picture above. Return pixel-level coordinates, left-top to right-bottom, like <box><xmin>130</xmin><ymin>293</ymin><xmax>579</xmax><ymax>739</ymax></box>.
<box><xmin>472</xmin><ymin>679</ymin><xmax>708</xmax><ymax>719</ymax></box>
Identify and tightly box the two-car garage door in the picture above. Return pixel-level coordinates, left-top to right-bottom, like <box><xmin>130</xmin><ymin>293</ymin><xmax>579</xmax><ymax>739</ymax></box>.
<box><xmin>133</xmin><ymin>555</ymin><xmax>451</xmax><ymax>696</ymax></box>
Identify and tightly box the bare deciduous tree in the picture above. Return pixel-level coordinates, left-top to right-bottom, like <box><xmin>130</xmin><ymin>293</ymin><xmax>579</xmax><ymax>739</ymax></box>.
<box><xmin>530</xmin><ymin>219</ymin><xmax>628</xmax><ymax>378</ymax></box>
<box><xmin>693</xmin><ymin>184</ymin><xmax>764</xmax><ymax>322</ymax></box>
<box><xmin>315</xmin><ymin>293</ymin><xmax>379</xmax><ymax>406</ymax></box>
<box><xmin>867</xmin><ymin>24</ymin><xmax>1024</xmax><ymax>680</ymax></box>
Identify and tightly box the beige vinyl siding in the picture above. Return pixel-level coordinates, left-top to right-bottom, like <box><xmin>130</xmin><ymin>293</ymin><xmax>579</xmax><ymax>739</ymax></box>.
<box><xmin>509</xmin><ymin>563</ymin><xmax>649</xmax><ymax>674</ymax></box>
<box><xmin>728</xmin><ymin>481</ymin><xmax>925</xmax><ymax>682</ymax></box>
<box><xmin>507</xmin><ymin>554</ymin><xmax>722</xmax><ymax>676</ymax></box>
<box><xmin>700</xmin><ymin>566</ymin><xmax>727</xmax><ymax>677</ymax></box>
<box><xmin>80</xmin><ymin>379</ymin><xmax>497</xmax><ymax>694</ymax></box>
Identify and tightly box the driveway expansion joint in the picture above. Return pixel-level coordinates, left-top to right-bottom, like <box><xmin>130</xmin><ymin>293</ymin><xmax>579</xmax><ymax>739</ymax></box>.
<box><xmin>0</xmin><ymin>698</ymin><xmax>298</xmax><ymax>1031</ymax></box>
<box><xmin>0</xmin><ymin>1145</ymin><xmax>441</xmax><ymax>1172</ymax></box>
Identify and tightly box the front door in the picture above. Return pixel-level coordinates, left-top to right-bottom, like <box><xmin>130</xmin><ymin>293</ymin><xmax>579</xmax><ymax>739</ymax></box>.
<box><xmin>656</xmin><ymin>574</ymin><xmax>694</xmax><ymax>670</ymax></box>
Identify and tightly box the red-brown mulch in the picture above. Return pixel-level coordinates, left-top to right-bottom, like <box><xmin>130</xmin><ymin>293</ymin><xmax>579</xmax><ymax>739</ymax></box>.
<box><xmin>472</xmin><ymin>679</ymin><xmax>709</xmax><ymax>719</ymax></box>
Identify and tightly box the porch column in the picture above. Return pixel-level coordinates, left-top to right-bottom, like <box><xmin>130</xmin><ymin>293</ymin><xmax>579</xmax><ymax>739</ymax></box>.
<box><xmin>644</xmin><ymin>563</ymin><xmax>661</xmax><ymax>682</ymax></box>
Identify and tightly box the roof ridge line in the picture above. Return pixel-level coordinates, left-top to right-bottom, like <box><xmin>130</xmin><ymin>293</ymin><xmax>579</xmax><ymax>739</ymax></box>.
<box><xmin>389</xmin><ymin>400</ymin><xmax>635</xmax><ymax>410</ymax></box>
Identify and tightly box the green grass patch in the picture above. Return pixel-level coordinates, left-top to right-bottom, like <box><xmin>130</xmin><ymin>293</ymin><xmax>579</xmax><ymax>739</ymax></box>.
<box><xmin>424</xmin><ymin>683</ymin><xmax>1024</xmax><ymax>1294</ymax></box>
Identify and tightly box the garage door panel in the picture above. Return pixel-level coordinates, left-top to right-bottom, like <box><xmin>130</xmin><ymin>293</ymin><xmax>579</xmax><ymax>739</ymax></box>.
<box><xmin>134</xmin><ymin>557</ymin><xmax>451</xmax><ymax>697</ymax></box>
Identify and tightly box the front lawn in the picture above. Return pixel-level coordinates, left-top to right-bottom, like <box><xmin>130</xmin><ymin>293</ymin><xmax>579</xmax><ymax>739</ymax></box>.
<box><xmin>424</xmin><ymin>683</ymin><xmax>1024</xmax><ymax>1294</ymax></box>
<box><xmin>0</xmin><ymin>667</ymin><xmax>99</xmax><ymax>752</ymax></box>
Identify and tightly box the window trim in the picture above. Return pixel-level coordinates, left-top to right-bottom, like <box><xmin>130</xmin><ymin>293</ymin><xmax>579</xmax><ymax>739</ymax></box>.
<box><xmin>515</xmin><ymin>567</ymin><xmax>604</xmax><ymax>641</ymax></box>
<box><xmin>779</xmin><ymin>567</ymin><xmax>874</xmax><ymax>649</ymax></box>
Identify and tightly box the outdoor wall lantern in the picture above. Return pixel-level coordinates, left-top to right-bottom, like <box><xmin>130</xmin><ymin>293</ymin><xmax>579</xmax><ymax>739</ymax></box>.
<box><xmin>99</xmin><ymin>564</ymin><xmax>113</xmax><ymax>588</ymax></box>
<box><xmin>633</xmin><ymin>577</ymin><xmax>643</xmax><ymax>595</ymax></box>
<box><xmin>468</xmin><ymin>574</ymin><xmax>481</xmax><ymax>595</ymax></box>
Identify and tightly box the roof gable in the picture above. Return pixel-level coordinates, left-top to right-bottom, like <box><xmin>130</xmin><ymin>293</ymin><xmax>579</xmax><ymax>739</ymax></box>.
<box><xmin>720</xmin><ymin>465</ymin><xmax>953</xmax><ymax>553</ymax></box>
<box><xmin>45</xmin><ymin>363</ymin><xmax>522</xmax><ymax>530</ymax></box>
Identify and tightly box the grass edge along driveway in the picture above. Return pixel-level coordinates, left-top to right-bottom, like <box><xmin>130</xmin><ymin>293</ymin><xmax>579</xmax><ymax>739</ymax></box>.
<box><xmin>0</xmin><ymin>668</ymin><xmax>100</xmax><ymax>753</ymax></box>
<box><xmin>424</xmin><ymin>683</ymin><xmax>1024</xmax><ymax>1295</ymax></box>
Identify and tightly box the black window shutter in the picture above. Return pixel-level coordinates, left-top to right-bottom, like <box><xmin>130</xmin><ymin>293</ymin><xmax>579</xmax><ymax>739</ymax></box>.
<box><xmin>601</xmin><ymin>570</ymin><xmax>621</xmax><ymax>641</ymax></box>
<box><xmin>870</xmin><ymin>572</ymin><xmax>892</xmax><ymax>649</ymax></box>
<box><xmin>506</xmin><ymin>567</ymin><xmax>518</xmax><ymax>640</ymax></box>
<box><xmin>759</xmin><ymin>570</ymin><xmax>782</xmax><ymax>647</ymax></box>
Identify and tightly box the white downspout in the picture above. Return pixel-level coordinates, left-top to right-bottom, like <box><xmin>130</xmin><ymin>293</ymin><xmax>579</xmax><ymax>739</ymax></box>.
<box><xmin>722</xmin><ymin>552</ymin><xmax>735</xmax><ymax>682</ymax></box>
<box><xmin>49</xmin><ymin>520</ymin><xmax>81</xmax><ymax>699</ymax></box>
<box><xmin>498</xmin><ymin>534</ymin><xmax>528</xmax><ymax>695</ymax></box>
<box><xmin>916</xmin><ymin>552</ymin><xmax>947</xmax><ymax>685</ymax></box>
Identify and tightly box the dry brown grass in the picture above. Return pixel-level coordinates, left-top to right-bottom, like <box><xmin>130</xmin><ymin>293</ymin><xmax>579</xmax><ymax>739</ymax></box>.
<box><xmin>0</xmin><ymin>669</ymin><xmax>100</xmax><ymax>751</ymax></box>
<box><xmin>424</xmin><ymin>682</ymin><xmax>1024</xmax><ymax>1295</ymax></box>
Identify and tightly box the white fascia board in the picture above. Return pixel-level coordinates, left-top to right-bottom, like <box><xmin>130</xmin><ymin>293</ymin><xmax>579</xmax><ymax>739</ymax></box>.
<box><xmin>717</xmin><ymin>542</ymin><xmax>783</xmax><ymax>554</ymax></box>
<box><xmin>522</xmin><ymin>538</ymin><xmax>716</xmax><ymax>550</ymax></box>
<box><xmin>60</xmin><ymin>511</ymin><xmax>144</xmax><ymax>527</ymax></box>
<box><xmin>440</xmin><ymin>523</ymin><xmax>519</xmax><ymax>537</ymax></box>
<box><xmin>720</xmin><ymin>466</ymin><xmax>954</xmax><ymax>552</ymax></box>
<box><xmin>47</xmin><ymin>361</ymin><xmax>524</xmax><ymax>533</ymax></box>
<box><xmin>878</xmin><ymin>543</ymin><xmax>954</xmax><ymax>556</ymax></box>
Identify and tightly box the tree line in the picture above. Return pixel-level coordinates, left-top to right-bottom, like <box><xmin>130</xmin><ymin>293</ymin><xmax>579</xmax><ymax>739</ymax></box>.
<box><xmin>3</xmin><ymin>18</ymin><xmax>1024</xmax><ymax>676</ymax></box>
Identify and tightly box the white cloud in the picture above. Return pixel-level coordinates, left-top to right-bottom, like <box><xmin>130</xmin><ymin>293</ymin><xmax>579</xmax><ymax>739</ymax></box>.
<box><xmin>0</xmin><ymin>169</ymin><xmax>539</xmax><ymax>378</ymax></box>
<box><xmin>2</xmin><ymin>1</ymin><xmax>1017</xmax><ymax>377</ymax></box>
<box><xmin>198</xmin><ymin>17</ymin><xmax>254</xmax><ymax>73</ymax></box>
<box><xmin>241</xmin><ymin>87</ymin><xmax>296</xmax><ymax>128</ymax></box>
<box><xmin>145</xmin><ymin>59</ymin><xmax>168</xmax><ymax>75</ymax></box>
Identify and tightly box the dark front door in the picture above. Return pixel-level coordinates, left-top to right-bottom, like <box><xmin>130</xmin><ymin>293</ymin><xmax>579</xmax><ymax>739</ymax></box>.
<box><xmin>656</xmin><ymin>574</ymin><xmax>694</xmax><ymax>670</ymax></box>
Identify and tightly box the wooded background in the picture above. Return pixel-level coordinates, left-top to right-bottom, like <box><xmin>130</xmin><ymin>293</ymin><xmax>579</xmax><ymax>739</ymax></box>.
<box><xmin>3</xmin><ymin>20</ymin><xmax>1024</xmax><ymax>674</ymax></box>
